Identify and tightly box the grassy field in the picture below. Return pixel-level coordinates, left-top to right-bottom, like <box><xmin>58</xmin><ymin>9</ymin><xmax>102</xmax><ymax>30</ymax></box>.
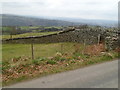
<box><xmin>2</xmin><ymin>43</ymin><xmax>75</xmax><ymax>62</ymax></box>
<box><xmin>1</xmin><ymin>31</ymin><xmax>59</xmax><ymax>40</ymax></box>
<box><xmin>20</xmin><ymin>26</ymin><xmax>63</xmax><ymax>29</ymax></box>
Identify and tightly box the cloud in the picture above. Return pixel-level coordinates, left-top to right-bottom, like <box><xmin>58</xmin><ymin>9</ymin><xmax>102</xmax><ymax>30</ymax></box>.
<box><xmin>1</xmin><ymin>0</ymin><xmax>119</xmax><ymax>20</ymax></box>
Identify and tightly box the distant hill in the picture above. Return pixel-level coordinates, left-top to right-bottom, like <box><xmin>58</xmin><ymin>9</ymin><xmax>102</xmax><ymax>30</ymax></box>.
<box><xmin>0</xmin><ymin>14</ymin><xmax>79</xmax><ymax>26</ymax></box>
<box><xmin>38</xmin><ymin>16</ymin><xmax>117</xmax><ymax>27</ymax></box>
<box><xmin>0</xmin><ymin>14</ymin><xmax>117</xmax><ymax>27</ymax></box>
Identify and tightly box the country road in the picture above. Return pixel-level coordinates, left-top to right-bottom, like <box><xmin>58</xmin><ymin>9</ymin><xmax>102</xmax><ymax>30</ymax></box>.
<box><xmin>5</xmin><ymin>60</ymin><xmax>118</xmax><ymax>88</ymax></box>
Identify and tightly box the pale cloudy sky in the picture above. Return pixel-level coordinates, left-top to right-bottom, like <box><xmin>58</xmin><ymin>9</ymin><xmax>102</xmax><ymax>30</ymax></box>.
<box><xmin>0</xmin><ymin>0</ymin><xmax>119</xmax><ymax>20</ymax></box>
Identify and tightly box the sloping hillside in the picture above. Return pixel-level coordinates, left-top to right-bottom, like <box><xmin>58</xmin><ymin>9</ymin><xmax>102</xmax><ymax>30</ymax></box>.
<box><xmin>0</xmin><ymin>14</ymin><xmax>78</xmax><ymax>26</ymax></box>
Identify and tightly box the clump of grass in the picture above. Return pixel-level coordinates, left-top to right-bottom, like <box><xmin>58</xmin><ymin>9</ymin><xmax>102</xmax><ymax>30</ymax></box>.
<box><xmin>109</xmin><ymin>51</ymin><xmax>120</xmax><ymax>58</ymax></box>
<box><xmin>101</xmin><ymin>54</ymin><xmax>113</xmax><ymax>60</ymax></box>
<box><xmin>32</xmin><ymin>57</ymin><xmax>47</xmax><ymax>65</ymax></box>
<box><xmin>32</xmin><ymin>59</ymin><xmax>40</xmax><ymax>65</ymax></box>
<box><xmin>2</xmin><ymin>61</ymin><xmax>10</xmax><ymax>70</ymax></box>
<box><xmin>59</xmin><ymin>57</ymin><xmax>66</xmax><ymax>61</ymax></box>
<box><xmin>2</xmin><ymin>61</ymin><xmax>9</xmax><ymax>66</ymax></box>
<box><xmin>46</xmin><ymin>60</ymin><xmax>57</xmax><ymax>65</ymax></box>
<box><xmin>53</xmin><ymin>56</ymin><xmax>66</xmax><ymax>61</ymax></box>
<box><xmin>70</xmin><ymin>60</ymin><xmax>76</xmax><ymax>64</ymax></box>
<box><xmin>38</xmin><ymin>57</ymin><xmax>46</xmax><ymax>61</ymax></box>
<box><xmin>15</xmin><ymin>76</ymin><xmax>26</xmax><ymax>82</ymax></box>
<box><xmin>53</xmin><ymin>52</ymin><xmax>66</xmax><ymax>61</ymax></box>
<box><xmin>11</xmin><ymin>56</ymin><xmax>21</xmax><ymax>63</ymax></box>
<box><xmin>72</xmin><ymin>53</ymin><xmax>80</xmax><ymax>60</ymax></box>
<box><xmin>84</xmin><ymin>60</ymin><xmax>95</xmax><ymax>65</ymax></box>
<box><xmin>72</xmin><ymin>53</ymin><xmax>90</xmax><ymax>60</ymax></box>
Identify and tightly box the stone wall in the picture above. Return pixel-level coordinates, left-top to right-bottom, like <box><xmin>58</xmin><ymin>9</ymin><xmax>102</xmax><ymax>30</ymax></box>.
<box><xmin>105</xmin><ymin>31</ymin><xmax>120</xmax><ymax>51</ymax></box>
<box><xmin>2</xmin><ymin>27</ymin><xmax>119</xmax><ymax>51</ymax></box>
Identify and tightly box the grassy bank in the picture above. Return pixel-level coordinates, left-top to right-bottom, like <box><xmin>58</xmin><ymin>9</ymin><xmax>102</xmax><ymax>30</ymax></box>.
<box><xmin>2</xmin><ymin>43</ymin><xmax>119</xmax><ymax>86</ymax></box>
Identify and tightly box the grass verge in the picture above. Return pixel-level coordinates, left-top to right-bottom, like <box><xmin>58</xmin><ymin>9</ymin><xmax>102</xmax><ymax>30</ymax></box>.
<box><xmin>2</xmin><ymin>49</ymin><xmax>119</xmax><ymax>86</ymax></box>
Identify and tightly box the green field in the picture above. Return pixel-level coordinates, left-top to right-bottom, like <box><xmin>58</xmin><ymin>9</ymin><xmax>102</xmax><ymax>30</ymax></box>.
<box><xmin>2</xmin><ymin>43</ymin><xmax>75</xmax><ymax>62</ymax></box>
<box><xmin>1</xmin><ymin>31</ymin><xmax>59</xmax><ymax>40</ymax></box>
<box><xmin>20</xmin><ymin>26</ymin><xmax>63</xmax><ymax>29</ymax></box>
<box><xmin>2</xmin><ymin>42</ymin><xmax>118</xmax><ymax>66</ymax></box>
<box><xmin>1</xmin><ymin>26</ymin><xmax>63</xmax><ymax>40</ymax></box>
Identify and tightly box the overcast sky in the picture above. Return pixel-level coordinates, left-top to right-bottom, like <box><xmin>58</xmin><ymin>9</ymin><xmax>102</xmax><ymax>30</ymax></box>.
<box><xmin>0</xmin><ymin>0</ymin><xmax>119</xmax><ymax>20</ymax></box>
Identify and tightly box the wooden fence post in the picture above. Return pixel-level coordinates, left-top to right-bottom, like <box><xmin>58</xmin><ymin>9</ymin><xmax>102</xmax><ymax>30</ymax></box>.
<box><xmin>31</xmin><ymin>42</ymin><xmax>34</xmax><ymax>60</ymax></box>
<box><xmin>10</xmin><ymin>34</ymin><xmax>12</xmax><ymax>39</ymax></box>
<box><xmin>98</xmin><ymin>34</ymin><xmax>101</xmax><ymax>45</ymax></box>
<box><xmin>61</xmin><ymin>43</ymin><xmax>63</xmax><ymax>54</ymax></box>
<box><xmin>82</xmin><ymin>39</ymin><xmax>86</xmax><ymax>54</ymax></box>
<box><xmin>84</xmin><ymin>39</ymin><xmax>86</xmax><ymax>47</ymax></box>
